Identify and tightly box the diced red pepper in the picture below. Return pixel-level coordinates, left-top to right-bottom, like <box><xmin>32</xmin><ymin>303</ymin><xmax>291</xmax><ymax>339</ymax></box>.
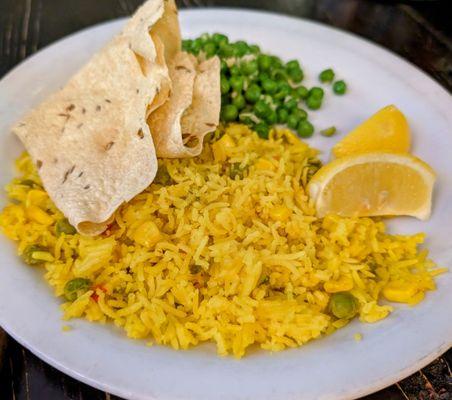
<box><xmin>91</xmin><ymin>285</ymin><xmax>108</xmax><ymax>302</ymax></box>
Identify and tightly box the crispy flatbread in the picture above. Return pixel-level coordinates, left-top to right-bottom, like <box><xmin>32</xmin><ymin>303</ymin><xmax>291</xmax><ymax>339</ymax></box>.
<box><xmin>13</xmin><ymin>0</ymin><xmax>171</xmax><ymax>235</ymax></box>
<box><xmin>151</xmin><ymin>0</ymin><xmax>181</xmax><ymax>63</ymax></box>
<box><xmin>147</xmin><ymin>0</ymin><xmax>181</xmax><ymax>115</ymax></box>
<box><xmin>181</xmin><ymin>56</ymin><xmax>221</xmax><ymax>154</ymax></box>
<box><xmin>149</xmin><ymin>53</ymin><xmax>221</xmax><ymax>158</ymax></box>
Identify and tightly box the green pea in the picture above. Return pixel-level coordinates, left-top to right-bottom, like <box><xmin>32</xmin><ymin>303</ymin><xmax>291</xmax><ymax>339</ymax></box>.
<box><xmin>297</xmin><ymin>120</ymin><xmax>314</xmax><ymax>138</ymax></box>
<box><xmin>319</xmin><ymin>68</ymin><xmax>335</xmax><ymax>83</ymax></box>
<box><xmin>219</xmin><ymin>42</ymin><xmax>234</xmax><ymax>58</ymax></box>
<box><xmin>258</xmin><ymin>72</ymin><xmax>270</xmax><ymax>83</ymax></box>
<box><xmin>257</xmin><ymin>54</ymin><xmax>272</xmax><ymax>71</ymax></box>
<box><xmin>284</xmin><ymin>98</ymin><xmax>298</xmax><ymax>111</ymax></box>
<box><xmin>272</xmin><ymin>69</ymin><xmax>288</xmax><ymax>82</ymax></box>
<box><xmin>287</xmin><ymin>114</ymin><xmax>300</xmax><ymax>130</ymax></box>
<box><xmin>249</xmin><ymin>44</ymin><xmax>260</xmax><ymax>54</ymax></box>
<box><xmin>293</xmin><ymin>86</ymin><xmax>309</xmax><ymax>99</ymax></box>
<box><xmin>286</xmin><ymin>59</ymin><xmax>301</xmax><ymax>70</ymax></box>
<box><xmin>212</xmin><ymin>33</ymin><xmax>228</xmax><ymax>46</ymax></box>
<box><xmin>306</xmin><ymin>96</ymin><xmax>322</xmax><ymax>110</ymax></box>
<box><xmin>262</xmin><ymin>79</ymin><xmax>278</xmax><ymax>94</ymax></box>
<box><xmin>230</xmin><ymin>75</ymin><xmax>245</xmax><ymax>92</ymax></box>
<box><xmin>64</xmin><ymin>278</ymin><xmax>91</xmax><ymax>302</ymax></box>
<box><xmin>203</xmin><ymin>42</ymin><xmax>217</xmax><ymax>58</ymax></box>
<box><xmin>277</xmin><ymin>108</ymin><xmax>289</xmax><ymax>124</ymax></box>
<box><xmin>21</xmin><ymin>244</ymin><xmax>49</xmax><ymax>266</ymax></box>
<box><xmin>239</xmin><ymin>115</ymin><xmax>254</xmax><ymax>126</ymax></box>
<box><xmin>229</xmin><ymin>64</ymin><xmax>241</xmax><ymax>76</ymax></box>
<box><xmin>199</xmin><ymin>33</ymin><xmax>210</xmax><ymax>42</ymax></box>
<box><xmin>270</xmin><ymin>56</ymin><xmax>283</xmax><ymax>69</ymax></box>
<box><xmin>309</xmin><ymin>87</ymin><xmax>324</xmax><ymax>100</ymax></box>
<box><xmin>191</xmin><ymin>38</ymin><xmax>203</xmax><ymax>55</ymax></box>
<box><xmin>220</xmin><ymin>75</ymin><xmax>230</xmax><ymax>95</ymax></box>
<box><xmin>221</xmin><ymin>94</ymin><xmax>230</xmax><ymax>106</ymax></box>
<box><xmin>221</xmin><ymin>104</ymin><xmax>239</xmax><ymax>122</ymax></box>
<box><xmin>292</xmin><ymin>85</ymin><xmax>309</xmax><ymax>100</ymax></box>
<box><xmin>220</xmin><ymin>60</ymin><xmax>228</xmax><ymax>74</ymax></box>
<box><xmin>274</xmin><ymin>82</ymin><xmax>291</xmax><ymax>100</ymax></box>
<box><xmin>270</xmin><ymin>97</ymin><xmax>283</xmax><ymax>109</ymax></box>
<box><xmin>279</xmin><ymin>81</ymin><xmax>291</xmax><ymax>91</ymax></box>
<box><xmin>292</xmin><ymin>108</ymin><xmax>308</xmax><ymax>120</ymax></box>
<box><xmin>288</xmin><ymin>68</ymin><xmax>304</xmax><ymax>83</ymax></box>
<box><xmin>232</xmin><ymin>94</ymin><xmax>246</xmax><ymax>110</ymax></box>
<box><xmin>233</xmin><ymin>41</ymin><xmax>249</xmax><ymax>57</ymax></box>
<box><xmin>245</xmin><ymin>84</ymin><xmax>261</xmax><ymax>103</ymax></box>
<box><xmin>55</xmin><ymin>218</ymin><xmax>77</xmax><ymax>236</ymax></box>
<box><xmin>333</xmin><ymin>80</ymin><xmax>347</xmax><ymax>95</ymax></box>
<box><xmin>241</xmin><ymin>60</ymin><xmax>258</xmax><ymax>75</ymax></box>
<box><xmin>254</xmin><ymin>100</ymin><xmax>270</xmax><ymax>118</ymax></box>
<box><xmin>265</xmin><ymin>109</ymin><xmax>277</xmax><ymax>125</ymax></box>
<box><xmin>254</xmin><ymin>122</ymin><xmax>270</xmax><ymax>140</ymax></box>
<box><xmin>329</xmin><ymin>292</ymin><xmax>358</xmax><ymax>319</ymax></box>
<box><xmin>182</xmin><ymin>39</ymin><xmax>193</xmax><ymax>52</ymax></box>
<box><xmin>320</xmin><ymin>126</ymin><xmax>337</xmax><ymax>137</ymax></box>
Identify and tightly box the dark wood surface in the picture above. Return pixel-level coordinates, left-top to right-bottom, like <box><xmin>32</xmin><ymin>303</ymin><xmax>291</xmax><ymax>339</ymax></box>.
<box><xmin>0</xmin><ymin>0</ymin><xmax>451</xmax><ymax>399</ymax></box>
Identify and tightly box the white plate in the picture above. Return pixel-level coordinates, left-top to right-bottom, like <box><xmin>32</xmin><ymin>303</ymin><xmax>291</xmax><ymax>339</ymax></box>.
<box><xmin>0</xmin><ymin>8</ymin><xmax>451</xmax><ymax>400</ymax></box>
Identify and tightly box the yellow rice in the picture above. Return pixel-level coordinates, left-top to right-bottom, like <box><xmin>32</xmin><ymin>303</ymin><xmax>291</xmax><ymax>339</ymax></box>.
<box><xmin>0</xmin><ymin>124</ymin><xmax>443</xmax><ymax>358</ymax></box>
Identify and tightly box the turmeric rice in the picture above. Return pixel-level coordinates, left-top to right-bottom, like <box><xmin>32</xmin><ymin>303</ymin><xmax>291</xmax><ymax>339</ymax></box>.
<box><xmin>0</xmin><ymin>124</ymin><xmax>443</xmax><ymax>358</ymax></box>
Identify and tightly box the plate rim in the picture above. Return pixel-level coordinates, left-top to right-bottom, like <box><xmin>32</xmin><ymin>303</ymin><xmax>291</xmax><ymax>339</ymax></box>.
<box><xmin>0</xmin><ymin>8</ymin><xmax>451</xmax><ymax>400</ymax></box>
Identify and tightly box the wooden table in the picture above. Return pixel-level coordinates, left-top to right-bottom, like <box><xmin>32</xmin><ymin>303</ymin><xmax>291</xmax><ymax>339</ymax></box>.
<box><xmin>0</xmin><ymin>0</ymin><xmax>451</xmax><ymax>399</ymax></box>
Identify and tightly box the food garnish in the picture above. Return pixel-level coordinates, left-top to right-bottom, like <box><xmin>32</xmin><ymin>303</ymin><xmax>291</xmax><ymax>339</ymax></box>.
<box><xmin>320</xmin><ymin>126</ymin><xmax>337</xmax><ymax>137</ymax></box>
<box><xmin>332</xmin><ymin>105</ymin><xmax>410</xmax><ymax>158</ymax></box>
<box><xmin>329</xmin><ymin>293</ymin><xmax>358</xmax><ymax>320</ymax></box>
<box><xmin>333</xmin><ymin>80</ymin><xmax>347</xmax><ymax>95</ymax></box>
<box><xmin>308</xmin><ymin>152</ymin><xmax>435</xmax><ymax>219</ymax></box>
<box><xmin>319</xmin><ymin>68</ymin><xmax>335</xmax><ymax>83</ymax></box>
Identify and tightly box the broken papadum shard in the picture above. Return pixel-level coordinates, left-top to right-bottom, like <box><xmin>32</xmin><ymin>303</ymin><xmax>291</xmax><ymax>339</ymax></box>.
<box><xmin>148</xmin><ymin>52</ymin><xmax>221</xmax><ymax>158</ymax></box>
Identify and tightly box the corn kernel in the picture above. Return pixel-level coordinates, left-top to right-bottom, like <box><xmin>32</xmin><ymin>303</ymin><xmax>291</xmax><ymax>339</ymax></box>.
<box><xmin>269</xmin><ymin>205</ymin><xmax>291</xmax><ymax>222</ymax></box>
<box><xmin>26</xmin><ymin>205</ymin><xmax>54</xmax><ymax>226</ymax></box>
<box><xmin>382</xmin><ymin>281</ymin><xmax>418</xmax><ymax>303</ymax></box>
<box><xmin>255</xmin><ymin>159</ymin><xmax>275</xmax><ymax>171</ymax></box>
<box><xmin>26</xmin><ymin>189</ymin><xmax>48</xmax><ymax>208</ymax></box>
<box><xmin>212</xmin><ymin>134</ymin><xmax>235</xmax><ymax>162</ymax></box>
<box><xmin>133</xmin><ymin>220</ymin><xmax>161</xmax><ymax>248</ymax></box>
<box><xmin>324</xmin><ymin>275</ymin><xmax>354</xmax><ymax>293</ymax></box>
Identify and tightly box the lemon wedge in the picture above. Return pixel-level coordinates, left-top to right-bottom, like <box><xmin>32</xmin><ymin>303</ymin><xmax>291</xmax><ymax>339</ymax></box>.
<box><xmin>332</xmin><ymin>105</ymin><xmax>410</xmax><ymax>158</ymax></box>
<box><xmin>307</xmin><ymin>152</ymin><xmax>435</xmax><ymax>220</ymax></box>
